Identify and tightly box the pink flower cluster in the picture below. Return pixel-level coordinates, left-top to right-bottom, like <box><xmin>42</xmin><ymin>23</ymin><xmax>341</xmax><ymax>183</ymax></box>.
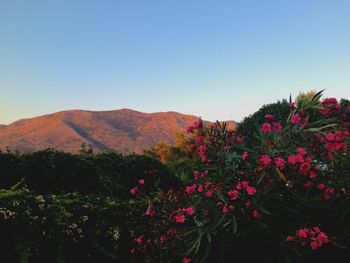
<box><xmin>174</xmin><ymin>207</ymin><xmax>195</xmax><ymax>223</ymax></box>
<box><xmin>320</xmin><ymin>98</ymin><xmax>340</xmax><ymax>116</ymax></box>
<box><xmin>286</xmin><ymin>226</ymin><xmax>330</xmax><ymax>250</ymax></box>
<box><xmin>287</xmin><ymin>147</ymin><xmax>314</xmax><ymax>176</ymax></box>
<box><xmin>186</xmin><ymin>119</ymin><xmax>203</xmax><ymax>133</ymax></box>
<box><xmin>324</xmin><ymin>131</ymin><xmax>349</xmax><ymax>153</ymax></box>
<box><xmin>261</xmin><ymin>114</ymin><xmax>282</xmax><ymax>133</ymax></box>
<box><xmin>291</xmin><ymin>112</ymin><xmax>308</xmax><ymax>126</ymax></box>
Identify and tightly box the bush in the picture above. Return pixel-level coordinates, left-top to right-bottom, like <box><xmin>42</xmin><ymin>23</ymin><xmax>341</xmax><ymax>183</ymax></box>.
<box><xmin>0</xmin><ymin>188</ymin><xmax>146</xmax><ymax>263</ymax></box>
<box><xmin>132</xmin><ymin>92</ymin><xmax>350</xmax><ymax>262</ymax></box>
<box><xmin>0</xmin><ymin>150</ymin><xmax>180</xmax><ymax>198</ymax></box>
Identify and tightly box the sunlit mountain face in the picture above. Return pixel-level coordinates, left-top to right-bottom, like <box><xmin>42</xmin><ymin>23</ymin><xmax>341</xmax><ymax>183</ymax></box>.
<box><xmin>0</xmin><ymin>109</ymin><xmax>236</xmax><ymax>154</ymax></box>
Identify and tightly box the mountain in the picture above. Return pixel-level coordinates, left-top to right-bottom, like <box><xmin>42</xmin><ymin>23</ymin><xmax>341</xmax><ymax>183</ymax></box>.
<box><xmin>0</xmin><ymin>109</ymin><xmax>236</xmax><ymax>153</ymax></box>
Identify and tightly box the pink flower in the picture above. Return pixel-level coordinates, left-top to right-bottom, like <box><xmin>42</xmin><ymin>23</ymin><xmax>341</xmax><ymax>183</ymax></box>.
<box><xmin>317</xmin><ymin>232</ymin><xmax>329</xmax><ymax>245</ymax></box>
<box><xmin>160</xmin><ymin>235</ymin><xmax>167</xmax><ymax>243</ymax></box>
<box><xmin>297</xmin><ymin>228</ymin><xmax>309</xmax><ymax>239</ymax></box>
<box><xmin>252</xmin><ymin>210</ymin><xmax>261</xmax><ymax>219</ymax></box>
<box><xmin>136</xmin><ymin>235</ymin><xmax>143</xmax><ymax>245</ymax></box>
<box><xmin>130</xmin><ymin>187</ymin><xmax>138</xmax><ymax>195</ymax></box>
<box><xmin>242</xmin><ymin>151</ymin><xmax>249</xmax><ymax>160</ymax></box>
<box><xmin>236</xmin><ymin>181</ymin><xmax>249</xmax><ymax>190</ymax></box>
<box><xmin>197</xmin><ymin>184</ymin><xmax>203</xmax><ymax>193</ymax></box>
<box><xmin>185</xmin><ymin>184</ymin><xmax>197</xmax><ymax>195</ymax></box>
<box><xmin>182</xmin><ymin>257</ymin><xmax>191</xmax><ymax>263</ymax></box>
<box><xmin>261</xmin><ymin>122</ymin><xmax>272</xmax><ymax>133</ymax></box>
<box><xmin>272</xmin><ymin>122</ymin><xmax>282</xmax><ymax>133</ymax></box>
<box><xmin>138</xmin><ymin>179</ymin><xmax>145</xmax><ymax>185</ymax></box>
<box><xmin>289</xmin><ymin>102</ymin><xmax>295</xmax><ymax>108</ymax></box>
<box><xmin>145</xmin><ymin>208</ymin><xmax>152</xmax><ymax>216</ymax></box>
<box><xmin>291</xmin><ymin>114</ymin><xmax>301</xmax><ymax>124</ymax></box>
<box><xmin>323</xmin><ymin>187</ymin><xmax>334</xmax><ymax>200</ymax></box>
<box><xmin>185</xmin><ymin>207</ymin><xmax>194</xmax><ymax>216</ymax></box>
<box><xmin>246</xmin><ymin>186</ymin><xmax>257</xmax><ymax>196</ymax></box>
<box><xmin>265</xmin><ymin>114</ymin><xmax>275</xmax><ymax>120</ymax></box>
<box><xmin>297</xmin><ymin>147</ymin><xmax>307</xmax><ymax>155</ymax></box>
<box><xmin>175</xmin><ymin>214</ymin><xmax>186</xmax><ymax>223</ymax></box>
<box><xmin>228</xmin><ymin>189</ymin><xmax>239</xmax><ymax>200</ymax></box>
<box><xmin>222</xmin><ymin>206</ymin><xmax>229</xmax><ymax>213</ymax></box>
<box><xmin>206</xmin><ymin>191</ymin><xmax>213</xmax><ymax>197</ymax></box>
<box><xmin>288</xmin><ymin>155</ymin><xmax>297</xmax><ymax>165</ymax></box>
<box><xmin>274</xmin><ymin>157</ymin><xmax>286</xmax><ymax>170</ymax></box>
<box><xmin>299</xmin><ymin>162</ymin><xmax>311</xmax><ymax>175</ymax></box>
<box><xmin>310</xmin><ymin>241</ymin><xmax>319</xmax><ymax>250</ymax></box>
<box><xmin>317</xmin><ymin>183</ymin><xmax>325</xmax><ymax>190</ymax></box>
<box><xmin>186</xmin><ymin>125</ymin><xmax>195</xmax><ymax>133</ymax></box>
<box><xmin>286</xmin><ymin>236</ymin><xmax>294</xmax><ymax>241</ymax></box>
<box><xmin>259</xmin><ymin>154</ymin><xmax>272</xmax><ymax>166</ymax></box>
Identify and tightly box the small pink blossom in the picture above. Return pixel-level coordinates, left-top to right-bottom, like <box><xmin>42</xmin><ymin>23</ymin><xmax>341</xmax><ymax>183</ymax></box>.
<box><xmin>206</xmin><ymin>191</ymin><xmax>213</xmax><ymax>197</ymax></box>
<box><xmin>291</xmin><ymin>113</ymin><xmax>301</xmax><ymax>124</ymax></box>
<box><xmin>260</xmin><ymin>154</ymin><xmax>272</xmax><ymax>166</ymax></box>
<box><xmin>261</xmin><ymin>122</ymin><xmax>272</xmax><ymax>133</ymax></box>
<box><xmin>242</xmin><ymin>151</ymin><xmax>249</xmax><ymax>160</ymax></box>
<box><xmin>136</xmin><ymin>235</ymin><xmax>143</xmax><ymax>245</ymax></box>
<box><xmin>246</xmin><ymin>186</ymin><xmax>257</xmax><ymax>196</ymax></box>
<box><xmin>228</xmin><ymin>189</ymin><xmax>239</xmax><ymax>200</ymax></box>
<box><xmin>272</xmin><ymin>122</ymin><xmax>282</xmax><ymax>133</ymax></box>
<box><xmin>138</xmin><ymin>179</ymin><xmax>145</xmax><ymax>185</ymax></box>
<box><xmin>185</xmin><ymin>207</ymin><xmax>194</xmax><ymax>216</ymax></box>
<box><xmin>252</xmin><ymin>210</ymin><xmax>261</xmax><ymax>219</ymax></box>
<box><xmin>274</xmin><ymin>157</ymin><xmax>286</xmax><ymax>170</ymax></box>
<box><xmin>130</xmin><ymin>187</ymin><xmax>138</xmax><ymax>195</ymax></box>
<box><xmin>175</xmin><ymin>214</ymin><xmax>186</xmax><ymax>223</ymax></box>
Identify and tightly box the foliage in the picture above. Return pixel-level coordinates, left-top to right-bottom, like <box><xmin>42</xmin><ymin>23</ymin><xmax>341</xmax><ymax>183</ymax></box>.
<box><xmin>1</xmin><ymin>91</ymin><xmax>350</xmax><ymax>263</ymax></box>
<box><xmin>0</xmin><ymin>187</ymin><xmax>146</xmax><ymax>263</ymax></box>
<box><xmin>0</xmin><ymin>150</ymin><xmax>180</xmax><ymax>198</ymax></box>
<box><xmin>131</xmin><ymin>92</ymin><xmax>350</xmax><ymax>262</ymax></box>
<box><xmin>236</xmin><ymin>99</ymin><xmax>291</xmax><ymax>146</ymax></box>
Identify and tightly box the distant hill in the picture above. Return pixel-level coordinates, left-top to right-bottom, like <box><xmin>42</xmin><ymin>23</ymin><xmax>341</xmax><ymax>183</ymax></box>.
<box><xmin>0</xmin><ymin>109</ymin><xmax>236</xmax><ymax>153</ymax></box>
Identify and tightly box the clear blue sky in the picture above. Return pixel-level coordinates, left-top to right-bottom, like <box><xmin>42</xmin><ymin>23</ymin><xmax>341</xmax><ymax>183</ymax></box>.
<box><xmin>1</xmin><ymin>0</ymin><xmax>349</xmax><ymax>124</ymax></box>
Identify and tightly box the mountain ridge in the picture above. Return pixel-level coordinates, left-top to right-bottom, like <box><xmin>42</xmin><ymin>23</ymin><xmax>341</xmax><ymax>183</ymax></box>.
<box><xmin>0</xmin><ymin>109</ymin><xmax>236</xmax><ymax>153</ymax></box>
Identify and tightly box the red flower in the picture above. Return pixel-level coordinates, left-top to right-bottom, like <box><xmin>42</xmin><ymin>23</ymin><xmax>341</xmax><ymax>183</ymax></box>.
<box><xmin>246</xmin><ymin>186</ymin><xmax>257</xmax><ymax>196</ymax></box>
<box><xmin>259</xmin><ymin>154</ymin><xmax>272</xmax><ymax>166</ymax></box>
<box><xmin>206</xmin><ymin>191</ymin><xmax>213</xmax><ymax>197</ymax></box>
<box><xmin>138</xmin><ymin>179</ymin><xmax>145</xmax><ymax>185</ymax></box>
<box><xmin>272</xmin><ymin>122</ymin><xmax>282</xmax><ymax>133</ymax></box>
<box><xmin>130</xmin><ymin>187</ymin><xmax>138</xmax><ymax>195</ymax></box>
<box><xmin>265</xmin><ymin>114</ymin><xmax>275</xmax><ymax>120</ymax></box>
<box><xmin>185</xmin><ymin>184</ymin><xmax>197</xmax><ymax>195</ymax></box>
<box><xmin>310</xmin><ymin>241</ymin><xmax>319</xmax><ymax>250</ymax></box>
<box><xmin>261</xmin><ymin>122</ymin><xmax>272</xmax><ymax>133</ymax></box>
<box><xmin>291</xmin><ymin>114</ymin><xmax>301</xmax><ymax>124</ymax></box>
<box><xmin>252</xmin><ymin>210</ymin><xmax>261</xmax><ymax>218</ymax></box>
<box><xmin>175</xmin><ymin>215</ymin><xmax>186</xmax><ymax>223</ymax></box>
<box><xmin>136</xmin><ymin>235</ymin><xmax>143</xmax><ymax>245</ymax></box>
<box><xmin>242</xmin><ymin>151</ymin><xmax>249</xmax><ymax>160</ymax></box>
<box><xmin>228</xmin><ymin>189</ymin><xmax>239</xmax><ymax>200</ymax></box>
<box><xmin>274</xmin><ymin>157</ymin><xmax>286</xmax><ymax>170</ymax></box>
<box><xmin>185</xmin><ymin>207</ymin><xmax>194</xmax><ymax>216</ymax></box>
<box><xmin>182</xmin><ymin>257</ymin><xmax>191</xmax><ymax>263</ymax></box>
<box><xmin>288</xmin><ymin>155</ymin><xmax>297</xmax><ymax>165</ymax></box>
<box><xmin>297</xmin><ymin>228</ymin><xmax>309</xmax><ymax>239</ymax></box>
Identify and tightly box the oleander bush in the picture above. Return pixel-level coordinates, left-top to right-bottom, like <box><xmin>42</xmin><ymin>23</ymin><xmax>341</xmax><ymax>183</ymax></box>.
<box><xmin>130</xmin><ymin>92</ymin><xmax>350</xmax><ymax>262</ymax></box>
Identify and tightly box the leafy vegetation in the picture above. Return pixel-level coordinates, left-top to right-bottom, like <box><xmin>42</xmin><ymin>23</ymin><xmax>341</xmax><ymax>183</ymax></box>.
<box><xmin>1</xmin><ymin>92</ymin><xmax>350</xmax><ymax>262</ymax></box>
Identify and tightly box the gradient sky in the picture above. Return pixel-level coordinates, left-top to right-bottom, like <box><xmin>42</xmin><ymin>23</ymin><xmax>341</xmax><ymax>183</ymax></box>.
<box><xmin>1</xmin><ymin>0</ymin><xmax>350</xmax><ymax>124</ymax></box>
